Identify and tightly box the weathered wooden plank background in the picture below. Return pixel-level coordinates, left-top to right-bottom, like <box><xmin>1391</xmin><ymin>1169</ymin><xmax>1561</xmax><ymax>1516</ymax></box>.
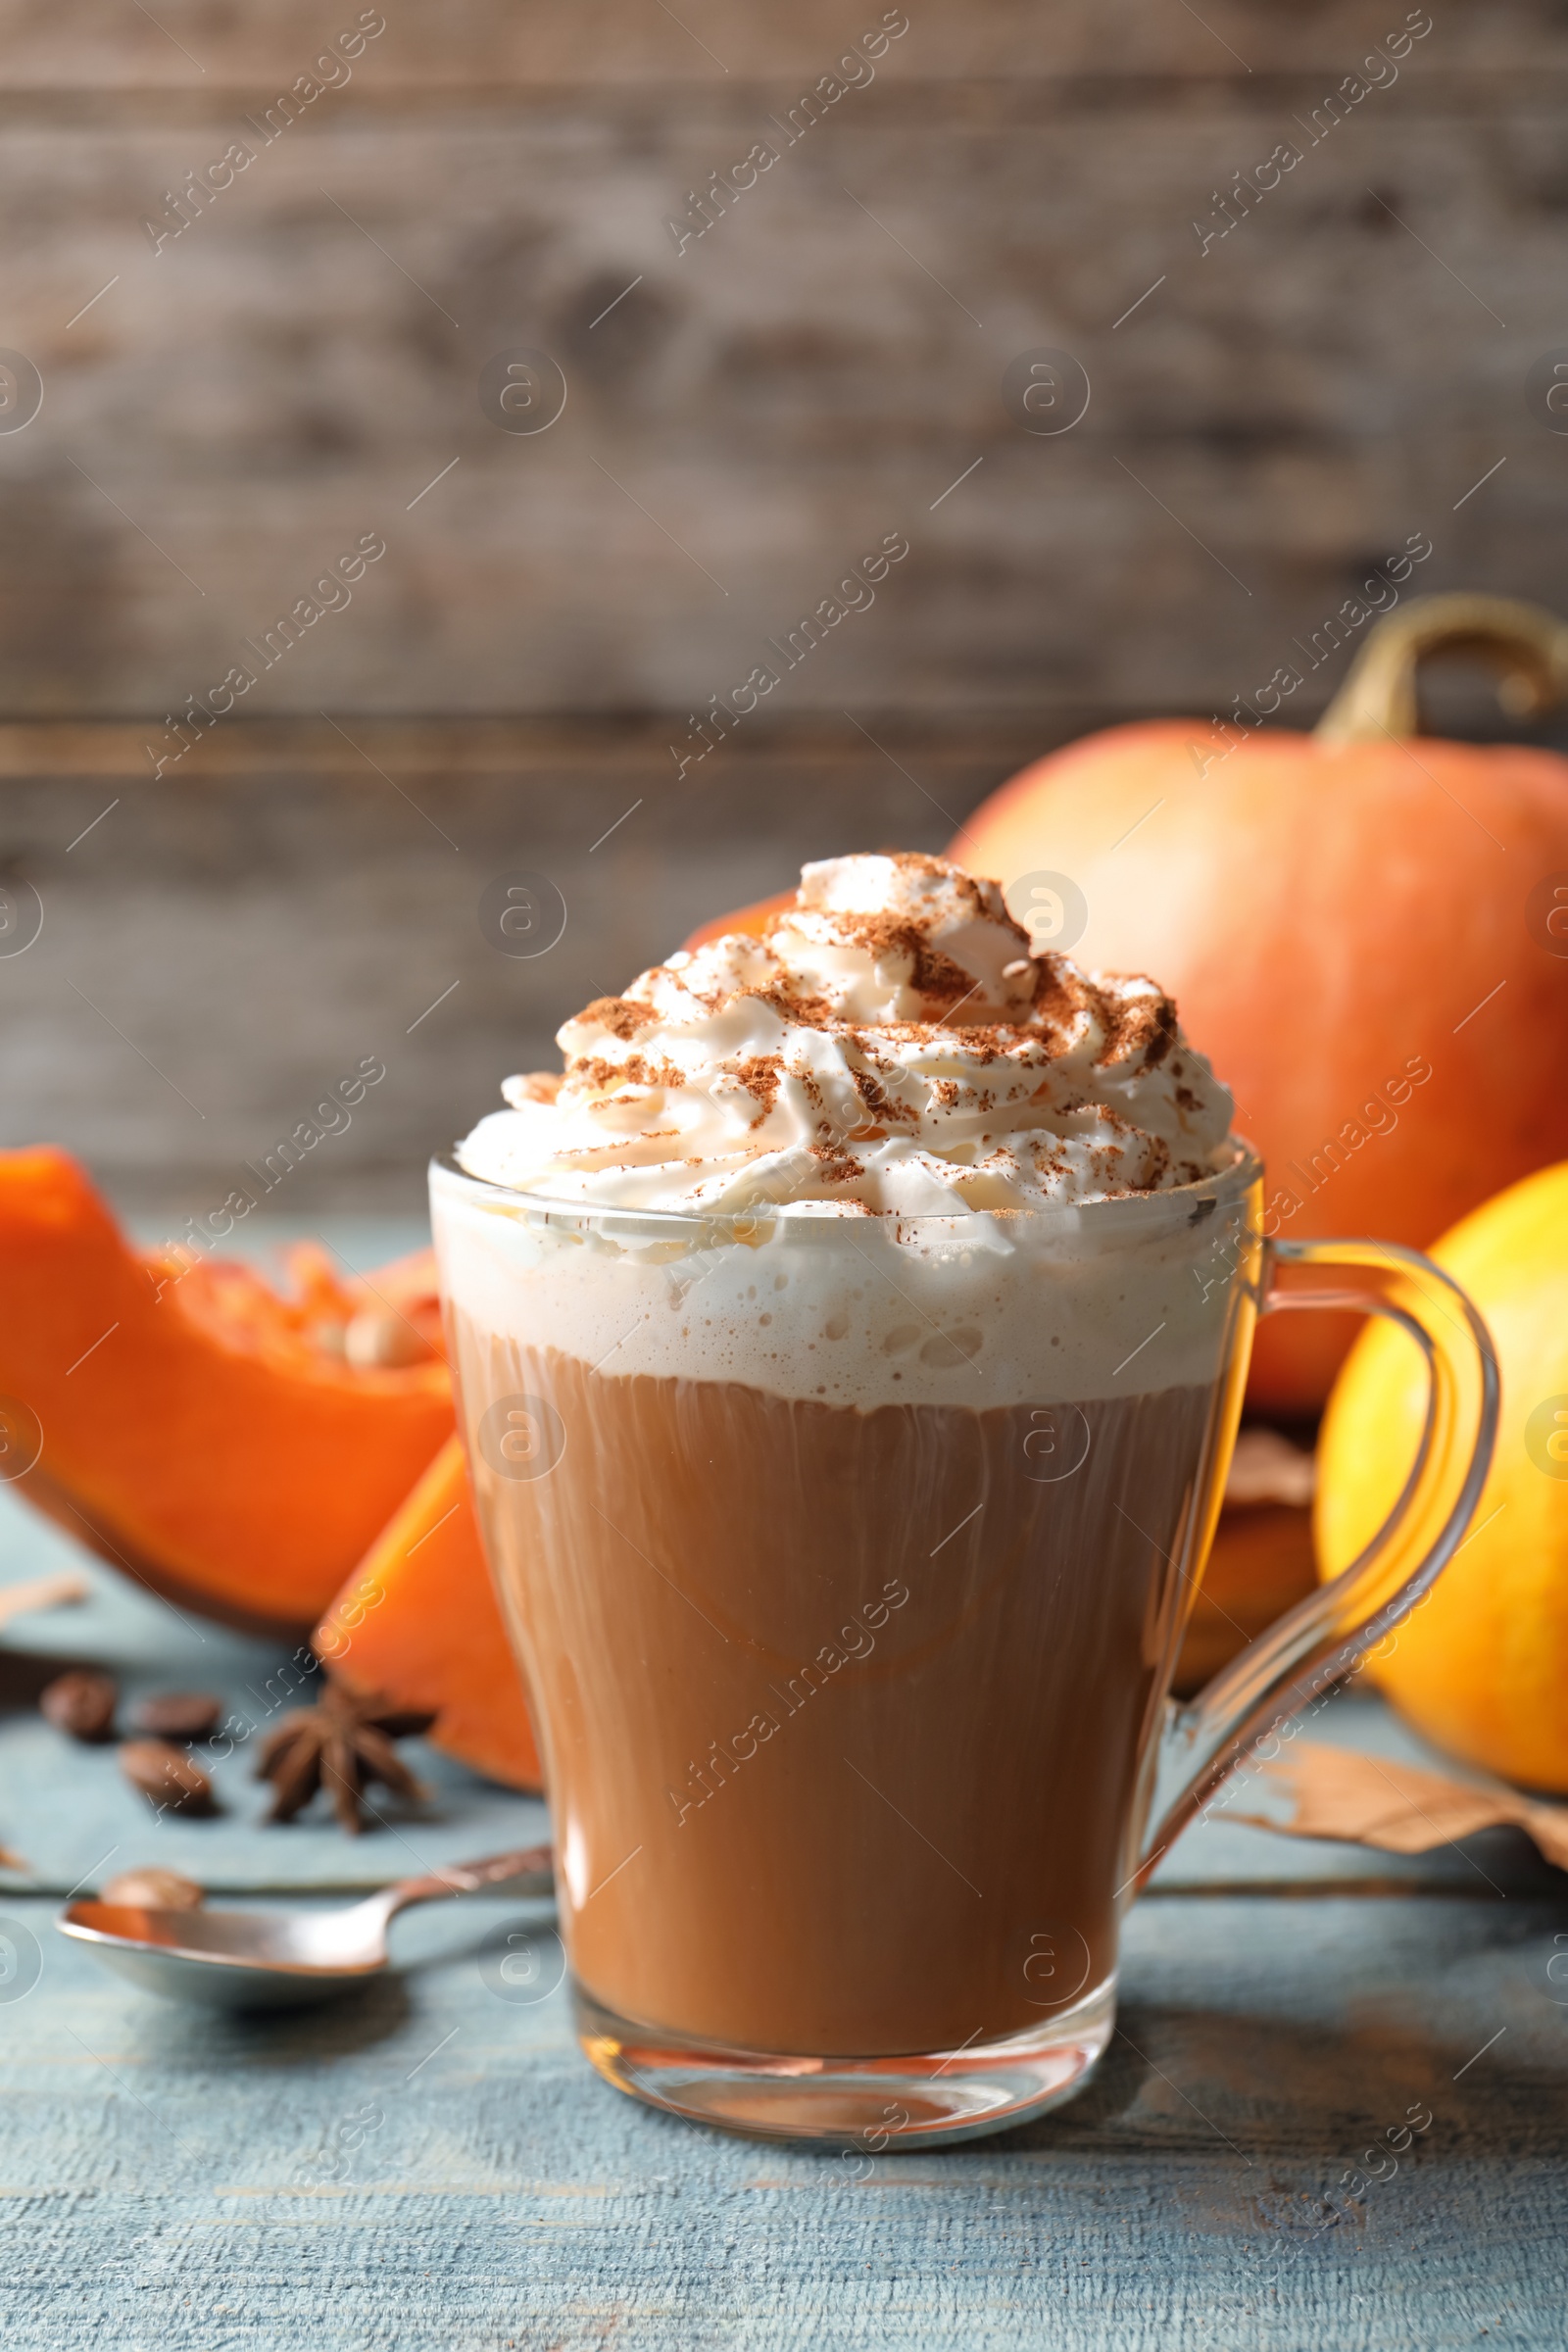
<box><xmin>10</xmin><ymin>1884</ymin><xmax>1565</xmax><ymax>2351</ymax></box>
<box><xmin>4</xmin><ymin>0</ymin><xmax>1568</xmax><ymax>1200</ymax></box>
<box><xmin>0</xmin><ymin>719</ymin><xmax>1043</xmax><ymax>1209</ymax></box>
<box><xmin>3</xmin><ymin>0</ymin><xmax>1567</xmax><ymax>722</ymax></box>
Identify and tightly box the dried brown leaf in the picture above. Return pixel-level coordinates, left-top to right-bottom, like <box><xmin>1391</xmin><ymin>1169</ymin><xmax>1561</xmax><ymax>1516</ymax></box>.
<box><xmin>0</xmin><ymin>1572</ymin><xmax>90</xmax><ymax>1629</ymax></box>
<box><xmin>1233</xmin><ymin>1740</ymin><xmax>1568</xmax><ymax>1870</ymax></box>
<box><xmin>1224</xmin><ymin>1427</ymin><xmax>1315</xmax><ymax>1510</ymax></box>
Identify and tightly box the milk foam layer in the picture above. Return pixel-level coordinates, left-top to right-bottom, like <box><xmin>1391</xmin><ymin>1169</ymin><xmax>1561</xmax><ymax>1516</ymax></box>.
<box><xmin>456</xmin><ymin>854</ymin><xmax>1236</xmax><ymax>1217</ymax></box>
<box><xmin>432</xmin><ymin>1156</ymin><xmax>1259</xmax><ymax>1408</ymax></box>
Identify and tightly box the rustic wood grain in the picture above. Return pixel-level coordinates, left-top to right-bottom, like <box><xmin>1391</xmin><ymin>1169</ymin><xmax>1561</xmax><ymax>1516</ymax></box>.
<box><xmin>6</xmin><ymin>2</ymin><xmax>1566</xmax><ymax>89</ymax></box>
<box><xmin>2</xmin><ymin>1891</ymin><xmax>1562</xmax><ymax>2348</ymax></box>
<box><xmin>0</xmin><ymin>3</ymin><xmax>1563</xmax><ymax>724</ymax></box>
<box><xmin>0</xmin><ymin>719</ymin><xmax>1044</xmax><ymax>1208</ymax></box>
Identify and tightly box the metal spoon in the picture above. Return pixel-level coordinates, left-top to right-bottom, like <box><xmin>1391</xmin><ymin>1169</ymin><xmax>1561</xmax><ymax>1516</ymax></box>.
<box><xmin>56</xmin><ymin>1843</ymin><xmax>554</xmax><ymax>2010</ymax></box>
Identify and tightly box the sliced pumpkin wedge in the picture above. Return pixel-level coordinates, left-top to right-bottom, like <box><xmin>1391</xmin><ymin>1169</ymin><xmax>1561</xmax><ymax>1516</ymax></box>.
<box><xmin>0</xmin><ymin>1148</ymin><xmax>454</xmax><ymax>1635</ymax></box>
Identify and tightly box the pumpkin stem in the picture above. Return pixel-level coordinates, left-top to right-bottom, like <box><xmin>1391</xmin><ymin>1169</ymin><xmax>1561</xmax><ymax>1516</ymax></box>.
<box><xmin>1314</xmin><ymin>591</ymin><xmax>1568</xmax><ymax>744</ymax></box>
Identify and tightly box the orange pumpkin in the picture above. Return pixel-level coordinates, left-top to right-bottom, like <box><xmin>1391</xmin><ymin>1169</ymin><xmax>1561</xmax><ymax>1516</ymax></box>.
<box><xmin>0</xmin><ymin>1148</ymin><xmax>454</xmax><ymax>1634</ymax></box>
<box><xmin>316</xmin><ymin>1435</ymin><xmax>543</xmax><ymax>1792</ymax></box>
<box><xmin>955</xmin><ymin>594</ymin><xmax>1568</xmax><ymax>1409</ymax></box>
<box><xmin>682</xmin><ymin>886</ymin><xmax>795</xmax><ymax>953</ymax></box>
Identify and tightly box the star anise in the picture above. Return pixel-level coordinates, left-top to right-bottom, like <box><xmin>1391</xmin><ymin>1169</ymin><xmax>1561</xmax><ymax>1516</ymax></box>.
<box><xmin>256</xmin><ymin>1688</ymin><xmax>435</xmax><ymax>1836</ymax></box>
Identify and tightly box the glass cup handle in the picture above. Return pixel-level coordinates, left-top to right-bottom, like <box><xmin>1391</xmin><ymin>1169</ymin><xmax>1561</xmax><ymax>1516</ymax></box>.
<box><xmin>1134</xmin><ymin>1235</ymin><xmax>1499</xmax><ymax>1892</ymax></box>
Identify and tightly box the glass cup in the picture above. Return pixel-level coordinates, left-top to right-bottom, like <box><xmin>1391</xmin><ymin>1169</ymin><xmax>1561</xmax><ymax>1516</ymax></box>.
<box><xmin>430</xmin><ymin>1147</ymin><xmax>1494</xmax><ymax>2147</ymax></box>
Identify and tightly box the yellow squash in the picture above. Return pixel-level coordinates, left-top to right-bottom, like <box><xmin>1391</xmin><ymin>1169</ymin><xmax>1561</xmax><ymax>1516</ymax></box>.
<box><xmin>1316</xmin><ymin>1159</ymin><xmax>1568</xmax><ymax>1789</ymax></box>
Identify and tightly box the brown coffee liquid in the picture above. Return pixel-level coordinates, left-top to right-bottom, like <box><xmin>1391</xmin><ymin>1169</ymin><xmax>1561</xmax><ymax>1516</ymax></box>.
<box><xmin>455</xmin><ymin>1316</ymin><xmax>1219</xmax><ymax>2058</ymax></box>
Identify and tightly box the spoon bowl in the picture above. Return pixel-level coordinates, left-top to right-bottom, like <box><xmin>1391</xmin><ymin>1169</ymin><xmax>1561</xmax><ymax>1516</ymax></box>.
<box><xmin>57</xmin><ymin>1844</ymin><xmax>554</xmax><ymax>2010</ymax></box>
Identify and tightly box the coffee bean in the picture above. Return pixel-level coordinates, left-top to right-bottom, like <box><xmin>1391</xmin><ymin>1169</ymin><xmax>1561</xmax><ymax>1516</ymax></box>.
<box><xmin>119</xmin><ymin>1740</ymin><xmax>218</xmax><ymax>1817</ymax></box>
<box><xmin>131</xmin><ymin>1691</ymin><xmax>222</xmax><ymax>1740</ymax></box>
<box><xmin>39</xmin><ymin>1668</ymin><xmax>118</xmax><ymax>1743</ymax></box>
<box><xmin>100</xmin><ymin>1866</ymin><xmax>205</xmax><ymax>1911</ymax></box>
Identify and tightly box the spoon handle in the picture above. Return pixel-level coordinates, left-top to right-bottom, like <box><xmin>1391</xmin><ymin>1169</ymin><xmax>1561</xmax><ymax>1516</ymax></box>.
<box><xmin>384</xmin><ymin>1841</ymin><xmax>555</xmax><ymax>1915</ymax></box>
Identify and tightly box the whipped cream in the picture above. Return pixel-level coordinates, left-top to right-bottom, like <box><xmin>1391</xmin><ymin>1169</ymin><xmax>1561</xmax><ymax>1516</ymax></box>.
<box><xmin>456</xmin><ymin>853</ymin><xmax>1236</xmax><ymax>1215</ymax></box>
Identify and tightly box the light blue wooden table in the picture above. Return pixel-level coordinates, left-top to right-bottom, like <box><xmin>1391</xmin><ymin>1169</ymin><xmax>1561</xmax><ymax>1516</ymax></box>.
<box><xmin>2</xmin><ymin>1222</ymin><xmax>1564</xmax><ymax>2348</ymax></box>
